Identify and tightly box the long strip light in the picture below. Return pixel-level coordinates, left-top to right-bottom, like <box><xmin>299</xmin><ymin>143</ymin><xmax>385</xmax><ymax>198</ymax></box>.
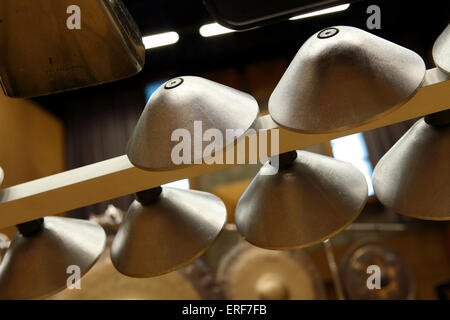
<box><xmin>200</xmin><ymin>3</ymin><xmax>350</xmax><ymax>38</ymax></box>
<box><xmin>199</xmin><ymin>23</ymin><xmax>235</xmax><ymax>38</ymax></box>
<box><xmin>289</xmin><ymin>3</ymin><xmax>350</xmax><ymax>20</ymax></box>
<box><xmin>142</xmin><ymin>31</ymin><xmax>179</xmax><ymax>49</ymax></box>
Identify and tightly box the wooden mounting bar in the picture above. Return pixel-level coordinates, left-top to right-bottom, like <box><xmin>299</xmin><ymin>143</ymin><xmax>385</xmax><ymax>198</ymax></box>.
<box><xmin>0</xmin><ymin>68</ymin><xmax>449</xmax><ymax>228</ymax></box>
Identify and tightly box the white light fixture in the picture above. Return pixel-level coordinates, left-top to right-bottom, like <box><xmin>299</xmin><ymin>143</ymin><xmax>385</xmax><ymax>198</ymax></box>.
<box><xmin>289</xmin><ymin>3</ymin><xmax>350</xmax><ymax>21</ymax></box>
<box><xmin>331</xmin><ymin>133</ymin><xmax>374</xmax><ymax>196</ymax></box>
<box><xmin>142</xmin><ymin>31</ymin><xmax>179</xmax><ymax>49</ymax></box>
<box><xmin>199</xmin><ymin>23</ymin><xmax>235</xmax><ymax>38</ymax></box>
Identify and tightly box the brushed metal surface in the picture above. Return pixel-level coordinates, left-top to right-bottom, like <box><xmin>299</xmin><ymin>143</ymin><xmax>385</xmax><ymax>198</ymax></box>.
<box><xmin>0</xmin><ymin>0</ymin><xmax>145</xmax><ymax>98</ymax></box>
<box><xmin>235</xmin><ymin>150</ymin><xmax>368</xmax><ymax>250</ymax></box>
<box><xmin>0</xmin><ymin>217</ymin><xmax>106</xmax><ymax>299</ymax></box>
<box><xmin>433</xmin><ymin>24</ymin><xmax>450</xmax><ymax>75</ymax></box>
<box><xmin>269</xmin><ymin>26</ymin><xmax>426</xmax><ymax>133</ymax></box>
<box><xmin>111</xmin><ymin>187</ymin><xmax>227</xmax><ymax>277</ymax></box>
<box><xmin>0</xmin><ymin>233</ymin><xmax>9</xmax><ymax>264</ymax></box>
<box><xmin>217</xmin><ymin>242</ymin><xmax>326</xmax><ymax>300</ymax></box>
<box><xmin>50</xmin><ymin>238</ymin><xmax>222</xmax><ymax>300</ymax></box>
<box><xmin>339</xmin><ymin>241</ymin><xmax>415</xmax><ymax>300</ymax></box>
<box><xmin>372</xmin><ymin>118</ymin><xmax>450</xmax><ymax>220</ymax></box>
<box><xmin>127</xmin><ymin>76</ymin><xmax>259</xmax><ymax>170</ymax></box>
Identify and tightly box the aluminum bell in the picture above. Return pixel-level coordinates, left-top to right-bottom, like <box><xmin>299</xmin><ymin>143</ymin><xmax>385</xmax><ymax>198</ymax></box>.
<box><xmin>110</xmin><ymin>187</ymin><xmax>227</xmax><ymax>277</ymax></box>
<box><xmin>0</xmin><ymin>0</ymin><xmax>145</xmax><ymax>98</ymax></box>
<box><xmin>372</xmin><ymin>109</ymin><xmax>450</xmax><ymax>220</ymax></box>
<box><xmin>432</xmin><ymin>23</ymin><xmax>450</xmax><ymax>75</ymax></box>
<box><xmin>235</xmin><ymin>151</ymin><xmax>368</xmax><ymax>250</ymax></box>
<box><xmin>127</xmin><ymin>76</ymin><xmax>259</xmax><ymax>170</ymax></box>
<box><xmin>0</xmin><ymin>217</ymin><xmax>106</xmax><ymax>299</ymax></box>
<box><xmin>269</xmin><ymin>26</ymin><xmax>426</xmax><ymax>133</ymax></box>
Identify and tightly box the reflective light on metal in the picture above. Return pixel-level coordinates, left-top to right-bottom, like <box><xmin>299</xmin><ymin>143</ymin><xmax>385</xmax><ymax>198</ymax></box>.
<box><xmin>372</xmin><ymin>110</ymin><xmax>450</xmax><ymax>220</ymax></box>
<box><xmin>289</xmin><ymin>3</ymin><xmax>350</xmax><ymax>20</ymax></box>
<box><xmin>199</xmin><ymin>23</ymin><xmax>235</xmax><ymax>37</ymax></box>
<box><xmin>432</xmin><ymin>23</ymin><xmax>450</xmax><ymax>75</ymax></box>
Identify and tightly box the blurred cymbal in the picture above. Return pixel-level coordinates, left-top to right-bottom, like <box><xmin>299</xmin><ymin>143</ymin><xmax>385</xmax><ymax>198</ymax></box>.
<box><xmin>217</xmin><ymin>242</ymin><xmax>325</xmax><ymax>300</ymax></box>
<box><xmin>339</xmin><ymin>241</ymin><xmax>415</xmax><ymax>300</ymax></box>
<box><xmin>51</xmin><ymin>238</ymin><xmax>223</xmax><ymax>300</ymax></box>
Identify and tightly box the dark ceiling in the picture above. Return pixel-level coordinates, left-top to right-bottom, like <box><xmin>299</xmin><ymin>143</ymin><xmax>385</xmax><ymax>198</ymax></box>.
<box><xmin>120</xmin><ymin>0</ymin><xmax>449</xmax><ymax>74</ymax></box>
<box><xmin>122</xmin><ymin>0</ymin><xmax>212</xmax><ymax>34</ymax></box>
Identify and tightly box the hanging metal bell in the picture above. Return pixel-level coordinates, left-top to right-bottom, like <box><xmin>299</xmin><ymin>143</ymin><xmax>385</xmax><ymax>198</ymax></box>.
<box><xmin>235</xmin><ymin>151</ymin><xmax>368</xmax><ymax>250</ymax></box>
<box><xmin>269</xmin><ymin>26</ymin><xmax>426</xmax><ymax>133</ymax></box>
<box><xmin>0</xmin><ymin>0</ymin><xmax>145</xmax><ymax>98</ymax></box>
<box><xmin>0</xmin><ymin>217</ymin><xmax>106</xmax><ymax>299</ymax></box>
<box><xmin>127</xmin><ymin>76</ymin><xmax>259</xmax><ymax>170</ymax></box>
<box><xmin>111</xmin><ymin>187</ymin><xmax>227</xmax><ymax>277</ymax></box>
<box><xmin>372</xmin><ymin>110</ymin><xmax>450</xmax><ymax>220</ymax></box>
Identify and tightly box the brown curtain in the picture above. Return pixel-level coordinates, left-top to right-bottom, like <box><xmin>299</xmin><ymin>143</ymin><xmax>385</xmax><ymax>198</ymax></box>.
<box><xmin>37</xmin><ymin>76</ymin><xmax>147</xmax><ymax>218</ymax></box>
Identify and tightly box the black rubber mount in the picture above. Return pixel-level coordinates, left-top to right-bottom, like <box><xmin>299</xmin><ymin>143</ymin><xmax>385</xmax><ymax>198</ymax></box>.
<box><xmin>318</xmin><ymin>27</ymin><xmax>339</xmax><ymax>39</ymax></box>
<box><xmin>164</xmin><ymin>78</ymin><xmax>184</xmax><ymax>89</ymax></box>
<box><xmin>17</xmin><ymin>218</ymin><xmax>44</xmax><ymax>237</ymax></box>
<box><xmin>136</xmin><ymin>186</ymin><xmax>163</xmax><ymax>205</ymax></box>
<box><xmin>424</xmin><ymin>109</ymin><xmax>450</xmax><ymax>128</ymax></box>
<box><xmin>270</xmin><ymin>150</ymin><xmax>298</xmax><ymax>169</ymax></box>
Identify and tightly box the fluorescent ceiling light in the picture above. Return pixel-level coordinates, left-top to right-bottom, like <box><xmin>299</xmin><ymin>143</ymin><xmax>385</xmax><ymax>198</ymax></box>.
<box><xmin>142</xmin><ymin>31</ymin><xmax>179</xmax><ymax>49</ymax></box>
<box><xmin>289</xmin><ymin>3</ymin><xmax>350</xmax><ymax>20</ymax></box>
<box><xmin>199</xmin><ymin>23</ymin><xmax>235</xmax><ymax>37</ymax></box>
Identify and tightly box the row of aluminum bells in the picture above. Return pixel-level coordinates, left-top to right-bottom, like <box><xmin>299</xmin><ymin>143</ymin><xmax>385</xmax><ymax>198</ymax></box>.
<box><xmin>0</xmin><ymin>24</ymin><xmax>449</xmax><ymax>299</ymax></box>
<box><xmin>0</xmin><ymin>223</ymin><xmax>414</xmax><ymax>300</ymax></box>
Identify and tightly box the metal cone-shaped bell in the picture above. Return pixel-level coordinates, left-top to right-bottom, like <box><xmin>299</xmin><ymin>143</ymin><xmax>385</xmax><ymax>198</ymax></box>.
<box><xmin>0</xmin><ymin>217</ymin><xmax>106</xmax><ymax>299</ymax></box>
<box><xmin>433</xmin><ymin>24</ymin><xmax>450</xmax><ymax>75</ymax></box>
<box><xmin>127</xmin><ymin>76</ymin><xmax>259</xmax><ymax>170</ymax></box>
<box><xmin>372</xmin><ymin>110</ymin><xmax>450</xmax><ymax>220</ymax></box>
<box><xmin>235</xmin><ymin>151</ymin><xmax>368</xmax><ymax>250</ymax></box>
<box><xmin>111</xmin><ymin>187</ymin><xmax>227</xmax><ymax>277</ymax></box>
<box><xmin>269</xmin><ymin>26</ymin><xmax>426</xmax><ymax>133</ymax></box>
<box><xmin>0</xmin><ymin>0</ymin><xmax>145</xmax><ymax>98</ymax></box>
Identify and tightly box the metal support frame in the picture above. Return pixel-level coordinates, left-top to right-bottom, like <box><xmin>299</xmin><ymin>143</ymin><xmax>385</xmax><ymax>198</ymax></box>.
<box><xmin>0</xmin><ymin>68</ymin><xmax>449</xmax><ymax>229</ymax></box>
